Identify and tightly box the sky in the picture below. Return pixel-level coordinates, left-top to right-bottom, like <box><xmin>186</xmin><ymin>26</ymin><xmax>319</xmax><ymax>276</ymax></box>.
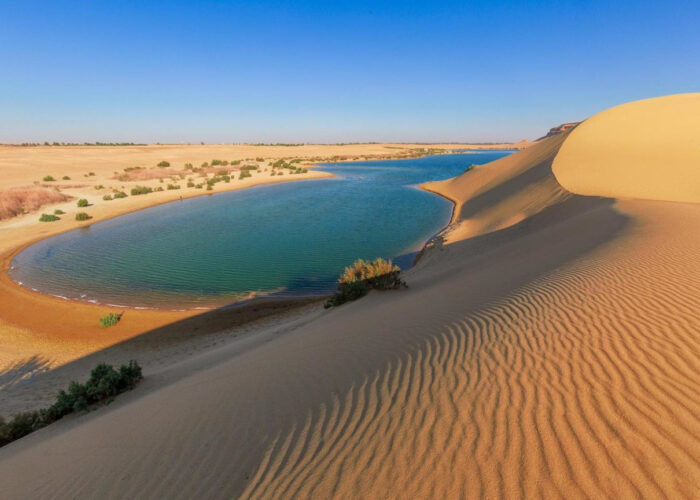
<box><xmin>1</xmin><ymin>0</ymin><xmax>698</xmax><ymax>143</ymax></box>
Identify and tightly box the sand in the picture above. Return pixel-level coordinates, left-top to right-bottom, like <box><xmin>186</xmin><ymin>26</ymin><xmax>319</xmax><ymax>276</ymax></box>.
<box><xmin>0</xmin><ymin>96</ymin><xmax>699</xmax><ymax>498</ymax></box>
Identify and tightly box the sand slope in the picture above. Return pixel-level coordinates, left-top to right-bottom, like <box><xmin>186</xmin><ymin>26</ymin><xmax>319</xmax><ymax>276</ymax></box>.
<box><xmin>1</xmin><ymin>96</ymin><xmax>699</xmax><ymax>499</ymax></box>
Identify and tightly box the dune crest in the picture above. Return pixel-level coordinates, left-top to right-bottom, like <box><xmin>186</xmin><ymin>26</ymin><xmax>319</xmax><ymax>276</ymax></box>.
<box><xmin>552</xmin><ymin>93</ymin><xmax>700</xmax><ymax>202</ymax></box>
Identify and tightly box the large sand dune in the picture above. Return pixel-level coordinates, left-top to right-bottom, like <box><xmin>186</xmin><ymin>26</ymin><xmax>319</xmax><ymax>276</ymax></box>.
<box><xmin>1</xmin><ymin>95</ymin><xmax>699</xmax><ymax>498</ymax></box>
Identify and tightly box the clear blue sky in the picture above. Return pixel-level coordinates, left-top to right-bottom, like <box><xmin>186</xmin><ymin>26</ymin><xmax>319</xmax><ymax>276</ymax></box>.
<box><xmin>1</xmin><ymin>0</ymin><xmax>698</xmax><ymax>143</ymax></box>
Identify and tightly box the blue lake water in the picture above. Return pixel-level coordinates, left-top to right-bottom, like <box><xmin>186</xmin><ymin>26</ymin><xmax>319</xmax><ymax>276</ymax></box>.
<box><xmin>10</xmin><ymin>151</ymin><xmax>510</xmax><ymax>309</ymax></box>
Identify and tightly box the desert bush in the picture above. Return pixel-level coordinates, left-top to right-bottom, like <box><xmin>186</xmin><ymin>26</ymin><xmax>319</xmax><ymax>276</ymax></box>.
<box><xmin>54</xmin><ymin>209</ymin><xmax>65</xmax><ymax>215</ymax></box>
<box><xmin>239</xmin><ymin>171</ymin><xmax>252</xmax><ymax>180</ymax></box>
<box><xmin>62</xmin><ymin>175</ymin><xmax>71</xmax><ymax>180</ymax></box>
<box><xmin>130</xmin><ymin>186</ymin><xmax>152</xmax><ymax>196</ymax></box>
<box><xmin>77</xmin><ymin>198</ymin><xmax>88</xmax><ymax>207</ymax></box>
<box><xmin>75</xmin><ymin>212</ymin><xmax>91</xmax><ymax>221</ymax></box>
<box><xmin>99</xmin><ymin>312</ymin><xmax>122</xmax><ymax>328</ymax></box>
<box><xmin>195</xmin><ymin>184</ymin><xmax>203</xmax><ymax>189</ymax></box>
<box><xmin>0</xmin><ymin>361</ymin><xmax>142</xmax><ymax>447</ymax></box>
<box><xmin>88</xmin><ymin>172</ymin><xmax>95</xmax><ymax>176</ymax></box>
<box><xmin>167</xmin><ymin>184</ymin><xmax>180</xmax><ymax>190</ymax></box>
<box><xmin>103</xmin><ymin>194</ymin><xmax>113</xmax><ymax>201</ymax></box>
<box><xmin>325</xmin><ymin>258</ymin><xmax>406</xmax><ymax>308</ymax></box>
<box><xmin>241</xmin><ymin>164</ymin><xmax>258</xmax><ymax>171</ymax></box>
<box><xmin>187</xmin><ymin>181</ymin><xmax>195</xmax><ymax>188</ymax></box>
<box><xmin>39</xmin><ymin>213</ymin><xmax>60</xmax><ymax>222</ymax></box>
<box><xmin>42</xmin><ymin>175</ymin><xmax>55</xmax><ymax>182</ymax></box>
<box><xmin>113</xmin><ymin>191</ymin><xmax>127</xmax><ymax>199</ymax></box>
<box><xmin>157</xmin><ymin>161</ymin><xmax>170</xmax><ymax>168</ymax></box>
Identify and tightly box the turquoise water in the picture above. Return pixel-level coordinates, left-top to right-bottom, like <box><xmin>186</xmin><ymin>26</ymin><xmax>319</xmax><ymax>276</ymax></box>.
<box><xmin>10</xmin><ymin>151</ymin><xmax>510</xmax><ymax>309</ymax></box>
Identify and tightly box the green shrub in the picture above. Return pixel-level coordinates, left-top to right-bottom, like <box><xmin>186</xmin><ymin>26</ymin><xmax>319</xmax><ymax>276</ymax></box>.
<box><xmin>43</xmin><ymin>175</ymin><xmax>55</xmax><ymax>182</ymax></box>
<box><xmin>77</xmin><ymin>198</ymin><xmax>88</xmax><ymax>207</ymax></box>
<box><xmin>167</xmin><ymin>184</ymin><xmax>181</xmax><ymax>190</ymax></box>
<box><xmin>241</xmin><ymin>164</ymin><xmax>258</xmax><ymax>171</ymax></box>
<box><xmin>88</xmin><ymin>172</ymin><xmax>95</xmax><ymax>176</ymax></box>
<box><xmin>94</xmin><ymin>185</ymin><xmax>104</xmax><ymax>190</ymax></box>
<box><xmin>239</xmin><ymin>171</ymin><xmax>252</xmax><ymax>180</ymax></box>
<box><xmin>103</xmin><ymin>194</ymin><xmax>113</xmax><ymax>201</ymax></box>
<box><xmin>0</xmin><ymin>361</ymin><xmax>142</xmax><ymax>447</ymax></box>
<box><xmin>62</xmin><ymin>175</ymin><xmax>71</xmax><ymax>180</ymax></box>
<box><xmin>157</xmin><ymin>161</ymin><xmax>170</xmax><ymax>168</ymax></box>
<box><xmin>325</xmin><ymin>258</ymin><xmax>406</xmax><ymax>308</ymax></box>
<box><xmin>39</xmin><ymin>213</ymin><xmax>60</xmax><ymax>222</ymax></box>
<box><xmin>195</xmin><ymin>183</ymin><xmax>203</xmax><ymax>189</ymax></box>
<box><xmin>154</xmin><ymin>186</ymin><xmax>164</xmax><ymax>192</ymax></box>
<box><xmin>206</xmin><ymin>184</ymin><xmax>213</xmax><ymax>191</ymax></box>
<box><xmin>99</xmin><ymin>312</ymin><xmax>122</xmax><ymax>328</ymax></box>
<box><xmin>130</xmin><ymin>186</ymin><xmax>152</xmax><ymax>196</ymax></box>
<box><xmin>54</xmin><ymin>209</ymin><xmax>65</xmax><ymax>215</ymax></box>
<box><xmin>113</xmin><ymin>191</ymin><xmax>128</xmax><ymax>199</ymax></box>
<box><xmin>75</xmin><ymin>212</ymin><xmax>91</xmax><ymax>221</ymax></box>
<box><xmin>187</xmin><ymin>181</ymin><xmax>195</xmax><ymax>188</ymax></box>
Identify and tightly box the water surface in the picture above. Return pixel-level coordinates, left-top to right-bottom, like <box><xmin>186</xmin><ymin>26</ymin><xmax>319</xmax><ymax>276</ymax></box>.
<box><xmin>11</xmin><ymin>151</ymin><xmax>510</xmax><ymax>309</ymax></box>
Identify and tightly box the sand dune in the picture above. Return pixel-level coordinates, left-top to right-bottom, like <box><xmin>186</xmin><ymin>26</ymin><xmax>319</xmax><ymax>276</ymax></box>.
<box><xmin>1</xmin><ymin>95</ymin><xmax>699</xmax><ymax>499</ymax></box>
<box><xmin>553</xmin><ymin>93</ymin><xmax>700</xmax><ymax>202</ymax></box>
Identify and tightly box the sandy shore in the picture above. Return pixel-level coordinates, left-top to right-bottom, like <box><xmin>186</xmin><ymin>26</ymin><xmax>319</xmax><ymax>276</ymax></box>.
<box><xmin>1</xmin><ymin>96</ymin><xmax>699</xmax><ymax>498</ymax></box>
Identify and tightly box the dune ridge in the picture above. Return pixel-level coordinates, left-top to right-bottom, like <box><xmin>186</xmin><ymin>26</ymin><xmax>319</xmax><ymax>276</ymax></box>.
<box><xmin>0</xmin><ymin>95</ymin><xmax>699</xmax><ymax>499</ymax></box>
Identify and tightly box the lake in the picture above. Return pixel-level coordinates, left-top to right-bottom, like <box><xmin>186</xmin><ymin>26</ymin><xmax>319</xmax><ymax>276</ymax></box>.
<box><xmin>10</xmin><ymin>151</ymin><xmax>511</xmax><ymax>309</ymax></box>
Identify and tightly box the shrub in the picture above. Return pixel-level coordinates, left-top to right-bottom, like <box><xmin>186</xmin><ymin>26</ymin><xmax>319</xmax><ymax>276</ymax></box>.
<box><xmin>239</xmin><ymin>171</ymin><xmax>252</xmax><ymax>180</ymax></box>
<box><xmin>324</xmin><ymin>258</ymin><xmax>406</xmax><ymax>308</ymax></box>
<box><xmin>113</xmin><ymin>191</ymin><xmax>127</xmax><ymax>199</ymax></box>
<box><xmin>167</xmin><ymin>184</ymin><xmax>180</xmax><ymax>190</ymax></box>
<box><xmin>0</xmin><ymin>361</ymin><xmax>142</xmax><ymax>447</ymax></box>
<box><xmin>241</xmin><ymin>164</ymin><xmax>258</xmax><ymax>171</ymax></box>
<box><xmin>88</xmin><ymin>172</ymin><xmax>95</xmax><ymax>176</ymax></box>
<box><xmin>103</xmin><ymin>194</ymin><xmax>113</xmax><ymax>201</ymax></box>
<box><xmin>184</xmin><ymin>163</ymin><xmax>193</xmax><ymax>169</ymax></box>
<box><xmin>43</xmin><ymin>175</ymin><xmax>55</xmax><ymax>182</ymax></box>
<box><xmin>94</xmin><ymin>185</ymin><xmax>104</xmax><ymax>190</ymax></box>
<box><xmin>77</xmin><ymin>198</ymin><xmax>89</xmax><ymax>207</ymax></box>
<box><xmin>99</xmin><ymin>312</ymin><xmax>122</xmax><ymax>328</ymax></box>
<box><xmin>39</xmin><ymin>213</ymin><xmax>60</xmax><ymax>222</ymax></box>
<box><xmin>75</xmin><ymin>212</ymin><xmax>91</xmax><ymax>221</ymax></box>
<box><xmin>54</xmin><ymin>209</ymin><xmax>65</xmax><ymax>215</ymax></box>
<box><xmin>187</xmin><ymin>181</ymin><xmax>195</xmax><ymax>188</ymax></box>
<box><xmin>130</xmin><ymin>186</ymin><xmax>152</xmax><ymax>196</ymax></box>
<box><xmin>154</xmin><ymin>186</ymin><xmax>164</xmax><ymax>192</ymax></box>
<box><xmin>157</xmin><ymin>161</ymin><xmax>170</xmax><ymax>167</ymax></box>
<box><xmin>62</xmin><ymin>175</ymin><xmax>71</xmax><ymax>180</ymax></box>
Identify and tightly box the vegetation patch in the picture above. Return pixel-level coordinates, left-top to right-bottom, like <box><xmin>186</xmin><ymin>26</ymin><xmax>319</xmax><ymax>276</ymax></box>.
<box><xmin>103</xmin><ymin>194</ymin><xmax>113</xmax><ymax>201</ymax></box>
<box><xmin>0</xmin><ymin>361</ymin><xmax>142</xmax><ymax>447</ymax></box>
<box><xmin>75</xmin><ymin>212</ymin><xmax>92</xmax><ymax>221</ymax></box>
<box><xmin>54</xmin><ymin>209</ymin><xmax>65</xmax><ymax>215</ymax></box>
<box><xmin>39</xmin><ymin>213</ymin><xmax>60</xmax><ymax>222</ymax></box>
<box><xmin>113</xmin><ymin>191</ymin><xmax>128</xmax><ymax>199</ymax></box>
<box><xmin>157</xmin><ymin>161</ymin><xmax>170</xmax><ymax>168</ymax></box>
<box><xmin>77</xmin><ymin>198</ymin><xmax>89</xmax><ymax>207</ymax></box>
<box><xmin>325</xmin><ymin>258</ymin><xmax>406</xmax><ymax>308</ymax></box>
<box><xmin>130</xmin><ymin>186</ymin><xmax>153</xmax><ymax>196</ymax></box>
<box><xmin>42</xmin><ymin>175</ymin><xmax>55</xmax><ymax>182</ymax></box>
<box><xmin>99</xmin><ymin>312</ymin><xmax>122</xmax><ymax>328</ymax></box>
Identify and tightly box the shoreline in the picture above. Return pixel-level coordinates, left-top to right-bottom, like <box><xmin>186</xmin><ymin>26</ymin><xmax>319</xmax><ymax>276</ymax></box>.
<box><xmin>3</xmin><ymin>153</ymin><xmax>476</xmax><ymax>315</ymax></box>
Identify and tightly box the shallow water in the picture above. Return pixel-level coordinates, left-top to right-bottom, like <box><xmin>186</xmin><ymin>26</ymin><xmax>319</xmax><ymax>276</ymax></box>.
<box><xmin>11</xmin><ymin>151</ymin><xmax>510</xmax><ymax>309</ymax></box>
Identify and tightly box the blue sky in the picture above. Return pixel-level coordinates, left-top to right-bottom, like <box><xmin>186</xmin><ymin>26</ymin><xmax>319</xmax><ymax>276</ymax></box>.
<box><xmin>1</xmin><ymin>0</ymin><xmax>698</xmax><ymax>143</ymax></box>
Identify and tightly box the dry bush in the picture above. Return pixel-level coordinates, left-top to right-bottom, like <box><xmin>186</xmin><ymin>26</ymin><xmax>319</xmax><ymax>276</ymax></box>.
<box><xmin>0</xmin><ymin>187</ymin><xmax>72</xmax><ymax>220</ymax></box>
